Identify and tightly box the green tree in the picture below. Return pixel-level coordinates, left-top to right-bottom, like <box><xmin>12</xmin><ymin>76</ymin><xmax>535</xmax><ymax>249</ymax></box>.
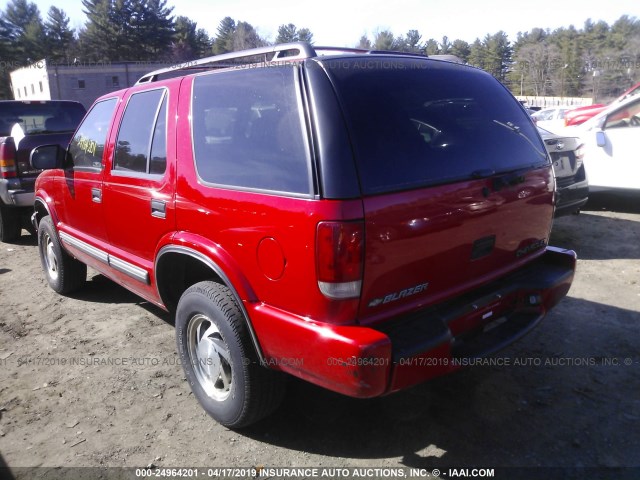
<box><xmin>212</xmin><ymin>16</ymin><xmax>236</xmax><ymax>54</ymax></box>
<box><xmin>468</xmin><ymin>38</ymin><xmax>485</xmax><ymax>68</ymax></box>
<box><xmin>79</xmin><ymin>0</ymin><xmax>124</xmax><ymax>60</ymax></box>
<box><xmin>424</xmin><ymin>38</ymin><xmax>440</xmax><ymax>55</ymax></box>
<box><xmin>129</xmin><ymin>0</ymin><xmax>174</xmax><ymax>59</ymax></box>
<box><xmin>2</xmin><ymin>0</ymin><xmax>46</xmax><ymax>61</ymax></box>
<box><xmin>404</xmin><ymin>29</ymin><xmax>423</xmax><ymax>53</ymax></box>
<box><xmin>548</xmin><ymin>25</ymin><xmax>583</xmax><ymax>97</ymax></box>
<box><xmin>80</xmin><ymin>0</ymin><xmax>174</xmax><ymax>61</ymax></box>
<box><xmin>439</xmin><ymin>35</ymin><xmax>452</xmax><ymax>54</ymax></box>
<box><xmin>172</xmin><ymin>16</ymin><xmax>200</xmax><ymax>60</ymax></box>
<box><xmin>373</xmin><ymin>30</ymin><xmax>396</xmax><ymax>51</ymax></box>
<box><xmin>297</xmin><ymin>28</ymin><xmax>313</xmax><ymax>44</ymax></box>
<box><xmin>232</xmin><ymin>21</ymin><xmax>265</xmax><ymax>51</ymax></box>
<box><xmin>275</xmin><ymin>23</ymin><xmax>313</xmax><ymax>44</ymax></box>
<box><xmin>511</xmin><ymin>42</ymin><xmax>558</xmax><ymax>96</ymax></box>
<box><xmin>356</xmin><ymin>34</ymin><xmax>371</xmax><ymax>49</ymax></box>
<box><xmin>450</xmin><ymin>39</ymin><xmax>471</xmax><ymax>62</ymax></box>
<box><xmin>0</xmin><ymin>15</ymin><xmax>16</xmax><ymax>99</ymax></box>
<box><xmin>482</xmin><ymin>31</ymin><xmax>512</xmax><ymax>81</ymax></box>
<box><xmin>610</xmin><ymin>15</ymin><xmax>640</xmax><ymax>50</ymax></box>
<box><xmin>44</xmin><ymin>7</ymin><xmax>75</xmax><ymax>63</ymax></box>
<box><xmin>194</xmin><ymin>28</ymin><xmax>212</xmax><ymax>56</ymax></box>
<box><xmin>275</xmin><ymin>23</ymin><xmax>296</xmax><ymax>43</ymax></box>
<box><xmin>172</xmin><ymin>15</ymin><xmax>211</xmax><ymax>60</ymax></box>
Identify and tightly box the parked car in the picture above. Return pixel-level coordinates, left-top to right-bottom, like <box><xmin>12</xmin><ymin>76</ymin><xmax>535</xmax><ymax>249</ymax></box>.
<box><xmin>564</xmin><ymin>81</ymin><xmax>640</xmax><ymax>127</ymax></box>
<box><xmin>531</xmin><ymin>107</ymin><xmax>570</xmax><ymax>134</ymax></box>
<box><xmin>538</xmin><ymin>127</ymin><xmax>588</xmax><ymax>216</ymax></box>
<box><xmin>30</xmin><ymin>43</ymin><xmax>576</xmax><ymax>428</ymax></box>
<box><xmin>0</xmin><ymin>100</ymin><xmax>86</xmax><ymax>242</ymax></box>
<box><xmin>577</xmin><ymin>95</ymin><xmax>640</xmax><ymax>191</ymax></box>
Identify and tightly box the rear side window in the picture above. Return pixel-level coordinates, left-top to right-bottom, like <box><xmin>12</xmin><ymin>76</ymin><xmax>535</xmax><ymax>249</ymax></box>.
<box><xmin>191</xmin><ymin>66</ymin><xmax>311</xmax><ymax>195</ymax></box>
<box><xmin>68</xmin><ymin>98</ymin><xmax>118</xmax><ymax>169</ymax></box>
<box><xmin>323</xmin><ymin>57</ymin><xmax>548</xmax><ymax>194</ymax></box>
<box><xmin>114</xmin><ymin>88</ymin><xmax>167</xmax><ymax>175</ymax></box>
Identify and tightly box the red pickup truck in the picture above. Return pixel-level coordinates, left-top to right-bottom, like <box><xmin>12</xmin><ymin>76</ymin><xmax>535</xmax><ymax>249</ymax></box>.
<box><xmin>30</xmin><ymin>43</ymin><xmax>576</xmax><ymax>427</ymax></box>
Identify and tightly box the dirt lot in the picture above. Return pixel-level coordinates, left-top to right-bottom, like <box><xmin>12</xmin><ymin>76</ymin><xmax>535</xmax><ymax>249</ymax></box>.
<box><xmin>0</xmin><ymin>192</ymin><xmax>639</xmax><ymax>479</ymax></box>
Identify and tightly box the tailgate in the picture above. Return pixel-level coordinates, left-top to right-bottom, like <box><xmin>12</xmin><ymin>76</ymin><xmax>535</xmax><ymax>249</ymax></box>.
<box><xmin>359</xmin><ymin>166</ymin><xmax>554</xmax><ymax>323</ymax></box>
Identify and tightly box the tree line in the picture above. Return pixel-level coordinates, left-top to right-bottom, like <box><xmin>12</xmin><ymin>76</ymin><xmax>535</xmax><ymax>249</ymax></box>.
<box><xmin>0</xmin><ymin>0</ymin><xmax>313</xmax><ymax>97</ymax></box>
<box><xmin>357</xmin><ymin>16</ymin><xmax>640</xmax><ymax>102</ymax></box>
<box><xmin>1</xmin><ymin>0</ymin><xmax>638</xmax><ymax>103</ymax></box>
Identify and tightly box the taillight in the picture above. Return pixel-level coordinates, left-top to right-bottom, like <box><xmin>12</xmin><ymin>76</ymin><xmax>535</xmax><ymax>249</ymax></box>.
<box><xmin>575</xmin><ymin>143</ymin><xmax>585</xmax><ymax>170</ymax></box>
<box><xmin>316</xmin><ymin>221</ymin><xmax>364</xmax><ymax>299</ymax></box>
<box><xmin>0</xmin><ymin>142</ymin><xmax>17</xmax><ymax>178</ymax></box>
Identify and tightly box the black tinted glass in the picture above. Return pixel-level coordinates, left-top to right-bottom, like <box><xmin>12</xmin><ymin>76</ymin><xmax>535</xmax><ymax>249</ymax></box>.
<box><xmin>0</xmin><ymin>101</ymin><xmax>86</xmax><ymax>136</ymax></box>
<box><xmin>324</xmin><ymin>58</ymin><xmax>548</xmax><ymax>194</ymax></box>
<box><xmin>192</xmin><ymin>66</ymin><xmax>310</xmax><ymax>195</ymax></box>
<box><xmin>149</xmin><ymin>96</ymin><xmax>168</xmax><ymax>175</ymax></box>
<box><xmin>114</xmin><ymin>89</ymin><xmax>165</xmax><ymax>174</ymax></box>
<box><xmin>68</xmin><ymin>98</ymin><xmax>117</xmax><ymax>169</ymax></box>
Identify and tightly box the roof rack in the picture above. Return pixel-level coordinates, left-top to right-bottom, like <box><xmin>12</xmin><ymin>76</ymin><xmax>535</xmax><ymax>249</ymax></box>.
<box><xmin>136</xmin><ymin>42</ymin><xmax>430</xmax><ymax>84</ymax></box>
<box><xmin>136</xmin><ymin>42</ymin><xmax>317</xmax><ymax>84</ymax></box>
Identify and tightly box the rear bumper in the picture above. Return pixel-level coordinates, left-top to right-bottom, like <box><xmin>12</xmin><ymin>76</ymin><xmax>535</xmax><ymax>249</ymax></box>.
<box><xmin>250</xmin><ymin>246</ymin><xmax>576</xmax><ymax>398</ymax></box>
<box><xmin>0</xmin><ymin>179</ymin><xmax>35</xmax><ymax>207</ymax></box>
<box><xmin>555</xmin><ymin>180</ymin><xmax>589</xmax><ymax>217</ymax></box>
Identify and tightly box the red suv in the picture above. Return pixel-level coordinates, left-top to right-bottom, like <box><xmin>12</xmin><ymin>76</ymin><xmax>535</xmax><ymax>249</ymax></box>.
<box><xmin>30</xmin><ymin>43</ymin><xmax>576</xmax><ymax>427</ymax></box>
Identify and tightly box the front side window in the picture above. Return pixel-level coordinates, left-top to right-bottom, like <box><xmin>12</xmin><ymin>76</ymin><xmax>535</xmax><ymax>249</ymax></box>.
<box><xmin>604</xmin><ymin>99</ymin><xmax>640</xmax><ymax>129</ymax></box>
<box><xmin>68</xmin><ymin>98</ymin><xmax>118</xmax><ymax>169</ymax></box>
<box><xmin>191</xmin><ymin>66</ymin><xmax>311</xmax><ymax>195</ymax></box>
<box><xmin>113</xmin><ymin>89</ymin><xmax>167</xmax><ymax>175</ymax></box>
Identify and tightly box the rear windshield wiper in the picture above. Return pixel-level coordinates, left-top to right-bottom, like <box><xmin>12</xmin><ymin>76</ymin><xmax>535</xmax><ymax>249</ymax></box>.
<box><xmin>493</xmin><ymin>120</ymin><xmax>547</xmax><ymax>160</ymax></box>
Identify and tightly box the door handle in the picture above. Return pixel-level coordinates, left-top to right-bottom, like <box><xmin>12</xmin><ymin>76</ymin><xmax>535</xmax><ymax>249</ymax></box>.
<box><xmin>151</xmin><ymin>199</ymin><xmax>166</xmax><ymax>219</ymax></box>
<box><xmin>91</xmin><ymin>188</ymin><xmax>102</xmax><ymax>203</ymax></box>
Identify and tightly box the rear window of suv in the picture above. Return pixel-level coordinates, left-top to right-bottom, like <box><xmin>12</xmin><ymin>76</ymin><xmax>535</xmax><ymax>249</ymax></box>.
<box><xmin>322</xmin><ymin>57</ymin><xmax>548</xmax><ymax>195</ymax></box>
<box><xmin>0</xmin><ymin>101</ymin><xmax>86</xmax><ymax>136</ymax></box>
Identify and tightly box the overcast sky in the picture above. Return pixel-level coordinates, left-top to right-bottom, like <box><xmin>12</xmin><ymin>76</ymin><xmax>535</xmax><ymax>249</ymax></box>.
<box><xmin>31</xmin><ymin>0</ymin><xmax>639</xmax><ymax>46</ymax></box>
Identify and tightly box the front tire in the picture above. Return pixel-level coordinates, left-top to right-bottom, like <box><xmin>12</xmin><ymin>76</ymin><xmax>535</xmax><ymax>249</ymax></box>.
<box><xmin>176</xmin><ymin>281</ymin><xmax>285</xmax><ymax>428</ymax></box>
<box><xmin>37</xmin><ymin>216</ymin><xmax>86</xmax><ymax>294</ymax></box>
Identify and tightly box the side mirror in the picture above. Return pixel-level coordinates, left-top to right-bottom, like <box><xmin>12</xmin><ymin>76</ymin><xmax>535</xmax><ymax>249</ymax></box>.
<box><xmin>595</xmin><ymin>131</ymin><xmax>606</xmax><ymax>148</ymax></box>
<box><xmin>30</xmin><ymin>144</ymin><xmax>66</xmax><ymax>170</ymax></box>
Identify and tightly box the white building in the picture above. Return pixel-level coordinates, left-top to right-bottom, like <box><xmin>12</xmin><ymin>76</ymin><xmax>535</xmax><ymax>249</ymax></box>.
<box><xmin>10</xmin><ymin>59</ymin><xmax>171</xmax><ymax>108</ymax></box>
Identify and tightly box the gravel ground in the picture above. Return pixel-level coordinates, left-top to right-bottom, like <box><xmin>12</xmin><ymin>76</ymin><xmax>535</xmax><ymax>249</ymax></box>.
<box><xmin>0</xmin><ymin>192</ymin><xmax>639</xmax><ymax>480</ymax></box>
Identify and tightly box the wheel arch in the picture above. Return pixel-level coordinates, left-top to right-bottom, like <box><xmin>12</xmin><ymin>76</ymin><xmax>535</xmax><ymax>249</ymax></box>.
<box><xmin>155</xmin><ymin>244</ymin><xmax>265</xmax><ymax>362</ymax></box>
<box><xmin>33</xmin><ymin>195</ymin><xmax>57</xmax><ymax>230</ymax></box>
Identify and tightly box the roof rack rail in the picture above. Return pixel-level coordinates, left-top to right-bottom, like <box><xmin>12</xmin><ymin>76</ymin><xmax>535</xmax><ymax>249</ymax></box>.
<box><xmin>136</xmin><ymin>42</ymin><xmax>431</xmax><ymax>84</ymax></box>
<box><xmin>136</xmin><ymin>42</ymin><xmax>318</xmax><ymax>84</ymax></box>
<box><xmin>313</xmin><ymin>46</ymin><xmax>426</xmax><ymax>57</ymax></box>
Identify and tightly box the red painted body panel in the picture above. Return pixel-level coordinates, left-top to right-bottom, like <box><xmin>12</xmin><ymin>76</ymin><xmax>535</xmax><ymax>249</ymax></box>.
<box><xmin>248</xmin><ymin>247</ymin><xmax>575</xmax><ymax>397</ymax></box>
<box><xmin>359</xmin><ymin>167</ymin><xmax>555</xmax><ymax>324</ymax></box>
<box><xmin>249</xmin><ymin>303</ymin><xmax>392</xmax><ymax>397</ymax></box>
<box><xmin>173</xmin><ymin>76</ymin><xmax>364</xmax><ymax>325</ymax></box>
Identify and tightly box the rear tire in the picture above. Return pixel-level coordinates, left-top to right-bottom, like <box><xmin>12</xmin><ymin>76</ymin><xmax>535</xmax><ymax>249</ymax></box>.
<box><xmin>0</xmin><ymin>205</ymin><xmax>21</xmax><ymax>243</ymax></box>
<box><xmin>175</xmin><ymin>281</ymin><xmax>286</xmax><ymax>428</ymax></box>
<box><xmin>37</xmin><ymin>216</ymin><xmax>86</xmax><ymax>294</ymax></box>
